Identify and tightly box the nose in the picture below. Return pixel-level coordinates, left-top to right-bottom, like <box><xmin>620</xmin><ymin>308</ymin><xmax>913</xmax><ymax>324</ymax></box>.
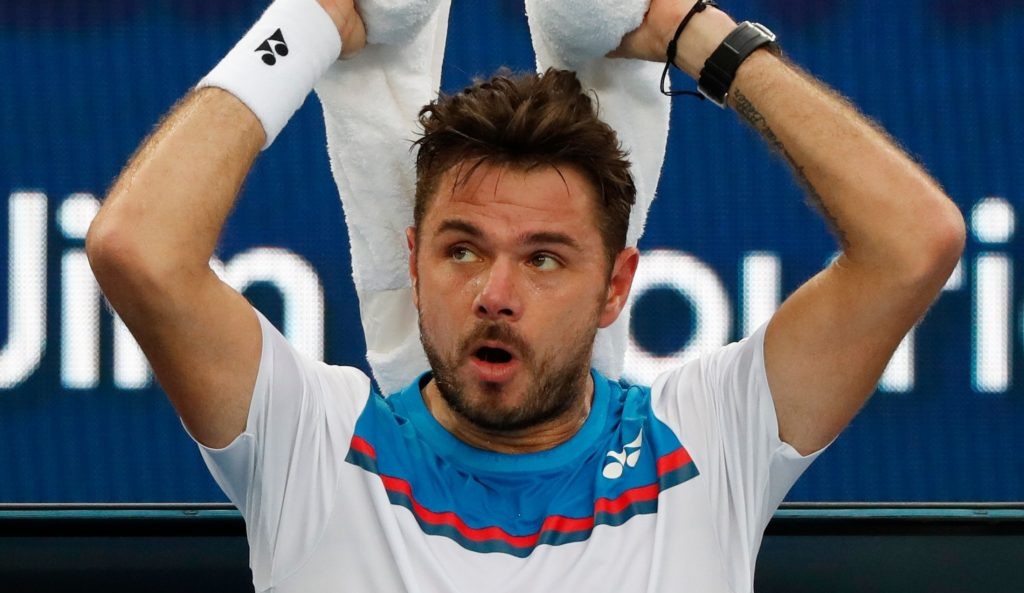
<box><xmin>473</xmin><ymin>258</ymin><xmax>522</xmax><ymax>321</ymax></box>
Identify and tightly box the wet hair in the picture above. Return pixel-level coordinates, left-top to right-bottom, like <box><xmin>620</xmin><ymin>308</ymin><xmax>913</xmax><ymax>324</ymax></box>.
<box><xmin>413</xmin><ymin>68</ymin><xmax>636</xmax><ymax>262</ymax></box>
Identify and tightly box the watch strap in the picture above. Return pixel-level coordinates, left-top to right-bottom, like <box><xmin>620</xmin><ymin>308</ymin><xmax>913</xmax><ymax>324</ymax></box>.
<box><xmin>698</xmin><ymin>21</ymin><xmax>778</xmax><ymax>108</ymax></box>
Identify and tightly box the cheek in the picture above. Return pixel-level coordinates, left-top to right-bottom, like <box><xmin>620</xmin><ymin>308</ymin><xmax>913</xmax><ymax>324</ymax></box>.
<box><xmin>417</xmin><ymin>274</ymin><xmax>465</xmax><ymax>329</ymax></box>
<box><xmin>580</xmin><ymin>287</ymin><xmax>613</xmax><ymax>327</ymax></box>
<box><xmin>542</xmin><ymin>289</ymin><xmax>604</xmax><ymax>330</ymax></box>
<box><xmin>423</xmin><ymin>262</ymin><xmax>482</xmax><ymax>303</ymax></box>
<box><xmin>416</xmin><ymin>301</ymin><xmax>448</xmax><ymax>350</ymax></box>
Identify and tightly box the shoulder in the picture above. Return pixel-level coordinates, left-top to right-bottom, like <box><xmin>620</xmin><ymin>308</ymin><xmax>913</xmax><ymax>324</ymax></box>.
<box><xmin>648</xmin><ymin>324</ymin><xmax>770</xmax><ymax>406</ymax></box>
<box><xmin>254</xmin><ymin>309</ymin><xmax>373</xmax><ymax>402</ymax></box>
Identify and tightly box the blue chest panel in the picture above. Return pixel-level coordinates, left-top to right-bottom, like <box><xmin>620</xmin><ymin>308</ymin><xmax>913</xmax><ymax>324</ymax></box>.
<box><xmin>345</xmin><ymin>371</ymin><xmax>699</xmax><ymax>557</ymax></box>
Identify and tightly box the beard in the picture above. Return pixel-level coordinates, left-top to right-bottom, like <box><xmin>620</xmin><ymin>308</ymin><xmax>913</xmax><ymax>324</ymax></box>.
<box><xmin>420</xmin><ymin>318</ymin><xmax>596</xmax><ymax>433</ymax></box>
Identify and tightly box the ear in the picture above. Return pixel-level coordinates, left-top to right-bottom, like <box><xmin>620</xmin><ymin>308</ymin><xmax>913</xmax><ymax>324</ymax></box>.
<box><xmin>598</xmin><ymin>247</ymin><xmax>640</xmax><ymax>328</ymax></box>
<box><xmin>406</xmin><ymin>226</ymin><xmax>419</xmax><ymax>306</ymax></box>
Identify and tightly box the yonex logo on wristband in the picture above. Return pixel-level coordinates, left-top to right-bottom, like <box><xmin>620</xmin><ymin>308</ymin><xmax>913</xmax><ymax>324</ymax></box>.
<box><xmin>255</xmin><ymin>29</ymin><xmax>289</xmax><ymax>66</ymax></box>
<box><xmin>199</xmin><ymin>0</ymin><xmax>339</xmax><ymax>149</ymax></box>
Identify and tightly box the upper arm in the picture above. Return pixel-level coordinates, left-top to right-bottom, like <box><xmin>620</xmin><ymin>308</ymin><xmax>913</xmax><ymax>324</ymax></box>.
<box><xmin>726</xmin><ymin>55</ymin><xmax>966</xmax><ymax>456</ymax></box>
<box><xmin>86</xmin><ymin>88</ymin><xmax>267</xmax><ymax>449</ymax></box>
<box><xmin>763</xmin><ymin>254</ymin><xmax>951</xmax><ymax>455</ymax></box>
<box><xmin>111</xmin><ymin>265</ymin><xmax>262</xmax><ymax>449</ymax></box>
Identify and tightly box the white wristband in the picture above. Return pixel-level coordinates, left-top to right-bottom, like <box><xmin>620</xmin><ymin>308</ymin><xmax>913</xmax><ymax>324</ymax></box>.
<box><xmin>197</xmin><ymin>0</ymin><xmax>342</xmax><ymax>149</ymax></box>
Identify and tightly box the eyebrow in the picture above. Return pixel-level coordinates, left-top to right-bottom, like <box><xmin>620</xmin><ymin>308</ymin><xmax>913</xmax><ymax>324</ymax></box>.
<box><xmin>436</xmin><ymin>219</ymin><xmax>483</xmax><ymax>239</ymax></box>
<box><xmin>435</xmin><ymin>219</ymin><xmax>584</xmax><ymax>252</ymax></box>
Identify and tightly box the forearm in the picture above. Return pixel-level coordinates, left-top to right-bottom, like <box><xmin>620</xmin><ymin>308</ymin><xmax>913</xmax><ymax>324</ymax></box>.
<box><xmin>88</xmin><ymin>88</ymin><xmax>263</xmax><ymax>300</ymax></box>
<box><xmin>655</xmin><ymin>4</ymin><xmax>964</xmax><ymax>287</ymax></box>
<box><xmin>89</xmin><ymin>0</ymin><xmax>358</xmax><ymax>302</ymax></box>
<box><xmin>726</xmin><ymin>52</ymin><xmax>964</xmax><ymax>283</ymax></box>
<box><xmin>617</xmin><ymin>2</ymin><xmax>965</xmax><ymax>453</ymax></box>
<box><xmin>83</xmin><ymin>0</ymin><xmax>366</xmax><ymax>449</ymax></box>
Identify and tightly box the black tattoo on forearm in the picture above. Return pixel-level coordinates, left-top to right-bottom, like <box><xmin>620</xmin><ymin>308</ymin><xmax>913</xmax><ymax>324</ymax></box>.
<box><xmin>732</xmin><ymin>88</ymin><xmax>849</xmax><ymax>248</ymax></box>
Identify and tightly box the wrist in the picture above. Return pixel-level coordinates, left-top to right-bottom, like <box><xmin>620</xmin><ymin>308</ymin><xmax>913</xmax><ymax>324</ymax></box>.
<box><xmin>316</xmin><ymin>0</ymin><xmax>366</xmax><ymax>57</ymax></box>
<box><xmin>669</xmin><ymin>7</ymin><xmax>735</xmax><ymax>79</ymax></box>
<box><xmin>698</xmin><ymin>22</ymin><xmax>781</xmax><ymax>107</ymax></box>
<box><xmin>197</xmin><ymin>0</ymin><xmax>342</xmax><ymax>149</ymax></box>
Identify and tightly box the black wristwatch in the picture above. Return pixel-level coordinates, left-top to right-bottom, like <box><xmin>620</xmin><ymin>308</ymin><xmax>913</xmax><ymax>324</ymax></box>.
<box><xmin>698</xmin><ymin>21</ymin><xmax>779</xmax><ymax>108</ymax></box>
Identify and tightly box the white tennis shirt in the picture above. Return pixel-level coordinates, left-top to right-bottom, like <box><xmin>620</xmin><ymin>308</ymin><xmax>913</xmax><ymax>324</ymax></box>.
<box><xmin>195</xmin><ymin>312</ymin><xmax>821</xmax><ymax>592</ymax></box>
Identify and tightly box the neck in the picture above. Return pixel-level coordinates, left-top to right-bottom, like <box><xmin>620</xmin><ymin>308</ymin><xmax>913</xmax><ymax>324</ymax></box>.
<box><xmin>421</xmin><ymin>375</ymin><xmax>594</xmax><ymax>454</ymax></box>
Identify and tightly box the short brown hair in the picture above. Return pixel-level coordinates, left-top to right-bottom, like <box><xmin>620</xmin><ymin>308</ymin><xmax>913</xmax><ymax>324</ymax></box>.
<box><xmin>413</xmin><ymin>68</ymin><xmax>636</xmax><ymax>262</ymax></box>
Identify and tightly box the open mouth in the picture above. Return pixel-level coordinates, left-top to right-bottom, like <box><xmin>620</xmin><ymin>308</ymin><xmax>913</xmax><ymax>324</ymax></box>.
<box><xmin>474</xmin><ymin>347</ymin><xmax>513</xmax><ymax>364</ymax></box>
<box><xmin>469</xmin><ymin>342</ymin><xmax>521</xmax><ymax>382</ymax></box>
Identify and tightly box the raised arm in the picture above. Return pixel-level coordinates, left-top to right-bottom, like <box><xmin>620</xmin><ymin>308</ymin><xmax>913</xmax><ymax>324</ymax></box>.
<box><xmin>616</xmin><ymin>1</ymin><xmax>965</xmax><ymax>454</ymax></box>
<box><xmin>85</xmin><ymin>0</ymin><xmax>365</xmax><ymax>449</ymax></box>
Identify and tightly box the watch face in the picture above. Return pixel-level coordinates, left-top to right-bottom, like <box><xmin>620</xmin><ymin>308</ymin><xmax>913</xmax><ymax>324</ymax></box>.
<box><xmin>750</xmin><ymin>22</ymin><xmax>777</xmax><ymax>42</ymax></box>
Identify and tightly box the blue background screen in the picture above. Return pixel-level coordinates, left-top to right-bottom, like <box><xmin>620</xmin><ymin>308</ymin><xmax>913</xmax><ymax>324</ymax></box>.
<box><xmin>1</xmin><ymin>0</ymin><xmax>1021</xmax><ymax>501</ymax></box>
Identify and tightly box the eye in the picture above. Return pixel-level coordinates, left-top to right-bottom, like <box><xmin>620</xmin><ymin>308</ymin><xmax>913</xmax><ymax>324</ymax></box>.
<box><xmin>528</xmin><ymin>253</ymin><xmax>561</xmax><ymax>271</ymax></box>
<box><xmin>451</xmin><ymin>246</ymin><xmax>480</xmax><ymax>263</ymax></box>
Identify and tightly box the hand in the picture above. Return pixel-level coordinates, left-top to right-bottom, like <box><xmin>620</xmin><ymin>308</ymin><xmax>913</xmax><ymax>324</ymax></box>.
<box><xmin>610</xmin><ymin>0</ymin><xmax>689</xmax><ymax>62</ymax></box>
<box><xmin>317</xmin><ymin>0</ymin><xmax>367</xmax><ymax>58</ymax></box>
<box><xmin>611</xmin><ymin>0</ymin><xmax>735</xmax><ymax>78</ymax></box>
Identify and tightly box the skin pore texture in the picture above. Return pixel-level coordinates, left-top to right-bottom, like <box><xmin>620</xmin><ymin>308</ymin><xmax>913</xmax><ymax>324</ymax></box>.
<box><xmin>407</xmin><ymin>162</ymin><xmax>639</xmax><ymax>454</ymax></box>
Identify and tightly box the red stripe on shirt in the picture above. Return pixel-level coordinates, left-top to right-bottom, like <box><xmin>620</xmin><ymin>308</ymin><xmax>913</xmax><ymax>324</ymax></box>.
<box><xmin>656</xmin><ymin>447</ymin><xmax>692</xmax><ymax>476</ymax></box>
<box><xmin>594</xmin><ymin>484</ymin><xmax>660</xmax><ymax>514</ymax></box>
<box><xmin>379</xmin><ymin>474</ymin><xmax>667</xmax><ymax>547</ymax></box>
<box><xmin>350</xmin><ymin>435</ymin><xmax>377</xmax><ymax>459</ymax></box>
<box><xmin>381</xmin><ymin>475</ymin><xmax>543</xmax><ymax>546</ymax></box>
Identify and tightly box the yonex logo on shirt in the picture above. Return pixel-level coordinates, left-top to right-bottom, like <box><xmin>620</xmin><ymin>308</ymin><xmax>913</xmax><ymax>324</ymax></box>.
<box><xmin>255</xmin><ymin>29</ymin><xmax>289</xmax><ymax>65</ymax></box>
<box><xmin>602</xmin><ymin>429</ymin><xmax>643</xmax><ymax>479</ymax></box>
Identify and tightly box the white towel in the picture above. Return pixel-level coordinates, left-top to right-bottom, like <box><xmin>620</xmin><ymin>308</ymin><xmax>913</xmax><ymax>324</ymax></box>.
<box><xmin>318</xmin><ymin>0</ymin><xmax>670</xmax><ymax>391</ymax></box>
<box><xmin>526</xmin><ymin>0</ymin><xmax>671</xmax><ymax>380</ymax></box>
<box><xmin>314</xmin><ymin>0</ymin><xmax>449</xmax><ymax>394</ymax></box>
<box><xmin>360</xmin><ymin>0</ymin><xmax>445</xmax><ymax>45</ymax></box>
<box><xmin>525</xmin><ymin>0</ymin><xmax>650</xmax><ymax>68</ymax></box>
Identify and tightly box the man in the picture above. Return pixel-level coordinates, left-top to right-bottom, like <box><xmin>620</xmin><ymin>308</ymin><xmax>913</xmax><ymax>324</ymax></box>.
<box><xmin>86</xmin><ymin>0</ymin><xmax>965</xmax><ymax>591</ymax></box>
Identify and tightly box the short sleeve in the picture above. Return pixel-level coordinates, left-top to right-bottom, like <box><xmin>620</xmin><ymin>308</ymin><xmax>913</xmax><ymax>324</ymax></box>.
<box><xmin>191</xmin><ymin>310</ymin><xmax>372</xmax><ymax>589</ymax></box>
<box><xmin>651</xmin><ymin>323</ymin><xmax>827</xmax><ymax>588</ymax></box>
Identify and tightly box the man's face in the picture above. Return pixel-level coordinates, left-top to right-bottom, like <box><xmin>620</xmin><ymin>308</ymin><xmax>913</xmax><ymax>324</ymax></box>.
<box><xmin>408</xmin><ymin>162</ymin><xmax>637</xmax><ymax>432</ymax></box>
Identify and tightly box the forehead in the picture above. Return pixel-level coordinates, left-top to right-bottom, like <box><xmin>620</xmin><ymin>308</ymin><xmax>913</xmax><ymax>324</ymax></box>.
<box><xmin>420</xmin><ymin>162</ymin><xmax>603</xmax><ymax>237</ymax></box>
